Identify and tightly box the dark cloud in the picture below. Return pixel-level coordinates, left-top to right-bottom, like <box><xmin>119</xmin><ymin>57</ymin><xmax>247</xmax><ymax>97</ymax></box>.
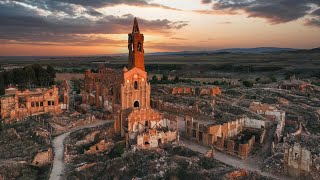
<box><xmin>304</xmin><ymin>18</ymin><xmax>320</xmax><ymax>27</ymax></box>
<box><xmin>52</xmin><ymin>0</ymin><xmax>181</xmax><ymax>11</ymax></box>
<box><xmin>211</xmin><ymin>0</ymin><xmax>320</xmax><ymax>27</ymax></box>
<box><xmin>305</xmin><ymin>8</ymin><xmax>320</xmax><ymax>27</ymax></box>
<box><xmin>0</xmin><ymin>1</ymin><xmax>188</xmax><ymax>45</ymax></box>
<box><xmin>311</xmin><ymin>8</ymin><xmax>320</xmax><ymax>16</ymax></box>
<box><xmin>201</xmin><ymin>0</ymin><xmax>212</xmax><ymax>4</ymax></box>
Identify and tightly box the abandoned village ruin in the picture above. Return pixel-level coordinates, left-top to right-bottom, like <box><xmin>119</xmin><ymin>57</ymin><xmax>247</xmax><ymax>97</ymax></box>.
<box><xmin>0</xmin><ymin>18</ymin><xmax>319</xmax><ymax>180</ymax></box>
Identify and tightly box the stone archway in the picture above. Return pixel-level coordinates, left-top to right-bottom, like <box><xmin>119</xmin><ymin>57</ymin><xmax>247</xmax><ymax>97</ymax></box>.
<box><xmin>134</xmin><ymin>101</ymin><xmax>139</xmax><ymax>108</ymax></box>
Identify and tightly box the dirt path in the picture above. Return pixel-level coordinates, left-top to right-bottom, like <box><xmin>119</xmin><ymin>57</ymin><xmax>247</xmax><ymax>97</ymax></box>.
<box><xmin>49</xmin><ymin>120</ymin><xmax>113</xmax><ymax>180</ymax></box>
<box><xmin>180</xmin><ymin>139</ymin><xmax>292</xmax><ymax>180</ymax></box>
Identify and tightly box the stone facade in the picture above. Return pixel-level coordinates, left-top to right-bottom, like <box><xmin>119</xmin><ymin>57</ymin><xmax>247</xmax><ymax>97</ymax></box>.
<box><xmin>114</xmin><ymin>18</ymin><xmax>177</xmax><ymax>148</ymax></box>
<box><xmin>81</xmin><ymin>65</ymin><xmax>122</xmax><ymax>112</ymax></box>
<box><xmin>284</xmin><ymin>143</ymin><xmax>312</xmax><ymax>177</ymax></box>
<box><xmin>0</xmin><ymin>86</ymin><xmax>64</xmax><ymax>123</ymax></box>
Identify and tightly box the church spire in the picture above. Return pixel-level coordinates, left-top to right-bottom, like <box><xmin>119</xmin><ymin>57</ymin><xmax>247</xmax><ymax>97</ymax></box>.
<box><xmin>132</xmin><ymin>17</ymin><xmax>140</xmax><ymax>33</ymax></box>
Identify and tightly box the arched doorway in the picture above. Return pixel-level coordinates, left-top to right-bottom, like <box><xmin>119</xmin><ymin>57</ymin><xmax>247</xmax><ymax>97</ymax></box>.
<box><xmin>134</xmin><ymin>101</ymin><xmax>139</xmax><ymax>108</ymax></box>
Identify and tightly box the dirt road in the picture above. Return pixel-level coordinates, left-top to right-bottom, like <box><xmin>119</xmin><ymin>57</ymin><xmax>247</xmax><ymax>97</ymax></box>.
<box><xmin>49</xmin><ymin>120</ymin><xmax>113</xmax><ymax>180</ymax></box>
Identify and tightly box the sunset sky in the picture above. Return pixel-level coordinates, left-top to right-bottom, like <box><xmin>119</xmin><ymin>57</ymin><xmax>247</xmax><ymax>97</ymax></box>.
<box><xmin>0</xmin><ymin>0</ymin><xmax>319</xmax><ymax>56</ymax></box>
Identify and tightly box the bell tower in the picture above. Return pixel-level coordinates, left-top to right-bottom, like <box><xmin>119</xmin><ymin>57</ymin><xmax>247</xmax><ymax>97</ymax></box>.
<box><xmin>128</xmin><ymin>18</ymin><xmax>145</xmax><ymax>71</ymax></box>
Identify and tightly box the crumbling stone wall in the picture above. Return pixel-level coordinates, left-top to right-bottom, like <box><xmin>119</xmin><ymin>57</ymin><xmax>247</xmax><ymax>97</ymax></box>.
<box><xmin>136</xmin><ymin>130</ymin><xmax>177</xmax><ymax>149</ymax></box>
<box><xmin>59</xmin><ymin>80</ymin><xmax>70</xmax><ymax>111</ymax></box>
<box><xmin>185</xmin><ymin>116</ymin><xmax>246</xmax><ymax>146</ymax></box>
<box><xmin>238</xmin><ymin>136</ymin><xmax>255</xmax><ymax>159</ymax></box>
<box><xmin>172</xmin><ymin>87</ymin><xmax>194</xmax><ymax>95</ymax></box>
<box><xmin>199</xmin><ymin>87</ymin><xmax>222</xmax><ymax>97</ymax></box>
<box><xmin>85</xmin><ymin>140</ymin><xmax>114</xmax><ymax>155</ymax></box>
<box><xmin>284</xmin><ymin>143</ymin><xmax>311</xmax><ymax>178</ymax></box>
<box><xmin>81</xmin><ymin>64</ymin><xmax>123</xmax><ymax>111</ymax></box>
<box><xmin>1</xmin><ymin>86</ymin><xmax>62</xmax><ymax>123</ymax></box>
<box><xmin>171</xmin><ymin>86</ymin><xmax>221</xmax><ymax>97</ymax></box>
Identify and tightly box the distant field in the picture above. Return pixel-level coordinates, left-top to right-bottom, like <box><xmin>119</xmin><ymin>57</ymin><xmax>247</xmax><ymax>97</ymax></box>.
<box><xmin>55</xmin><ymin>73</ymin><xmax>84</xmax><ymax>81</ymax></box>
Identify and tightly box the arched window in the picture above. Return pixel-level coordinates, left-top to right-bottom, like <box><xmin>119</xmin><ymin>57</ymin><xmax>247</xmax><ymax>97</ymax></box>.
<box><xmin>134</xmin><ymin>81</ymin><xmax>138</xmax><ymax>89</ymax></box>
<box><xmin>134</xmin><ymin>101</ymin><xmax>139</xmax><ymax>108</ymax></box>
<box><xmin>138</xmin><ymin>42</ymin><xmax>142</xmax><ymax>52</ymax></box>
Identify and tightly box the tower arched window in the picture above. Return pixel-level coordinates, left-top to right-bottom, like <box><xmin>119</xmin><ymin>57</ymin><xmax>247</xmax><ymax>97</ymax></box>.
<box><xmin>134</xmin><ymin>81</ymin><xmax>138</xmax><ymax>89</ymax></box>
<box><xmin>138</xmin><ymin>42</ymin><xmax>142</xmax><ymax>52</ymax></box>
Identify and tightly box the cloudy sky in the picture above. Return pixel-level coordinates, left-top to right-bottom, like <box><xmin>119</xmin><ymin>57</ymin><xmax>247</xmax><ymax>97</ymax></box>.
<box><xmin>0</xmin><ymin>0</ymin><xmax>319</xmax><ymax>56</ymax></box>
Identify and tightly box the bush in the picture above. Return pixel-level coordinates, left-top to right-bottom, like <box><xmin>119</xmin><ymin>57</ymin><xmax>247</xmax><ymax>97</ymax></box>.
<box><xmin>108</xmin><ymin>141</ymin><xmax>126</xmax><ymax>159</ymax></box>
<box><xmin>269</xmin><ymin>74</ymin><xmax>277</xmax><ymax>82</ymax></box>
<box><xmin>243</xmin><ymin>80</ymin><xmax>254</xmax><ymax>87</ymax></box>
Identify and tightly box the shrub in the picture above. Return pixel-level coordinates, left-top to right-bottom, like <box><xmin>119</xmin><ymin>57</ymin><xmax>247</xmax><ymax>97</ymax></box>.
<box><xmin>243</xmin><ymin>80</ymin><xmax>254</xmax><ymax>87</ymax></box>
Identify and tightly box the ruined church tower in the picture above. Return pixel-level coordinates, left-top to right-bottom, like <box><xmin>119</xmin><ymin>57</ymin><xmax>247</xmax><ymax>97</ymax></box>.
<box><xmin>120</xmin><ymin>18</ymin><xmax>150</xmax><ymax>110</ymax></box>
<box><xmin>114</xmin><ymin>18</ymin><xmax>151</xmax><ymax>133</ymax></box>
<box><xmin>128</xmin><ymin>18</ymin><xmax>145</xmax><ymax>71</ymax></box>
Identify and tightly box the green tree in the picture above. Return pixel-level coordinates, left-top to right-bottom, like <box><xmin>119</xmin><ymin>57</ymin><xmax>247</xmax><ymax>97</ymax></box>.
<box><xmin>24</xmin><ymin>66</ymin><xmax>36</xmax><ymax>88</ymax></box>
<box><xmin>285</xmin><ymin>71</ymin><xmax>294</xmax><ymax>80</ymax></box>
<box><xmin>38</xmin><ymin>68</ymin><xmax>50</xmax><ymax>86</ymax></box>
<box><xmin>4</xmin><ymin>70</ymin><xmax>14</xmax><ymax>84</ymax></box>
<box><xmin>269</xmin><ymin>74</ymin><xmax>277</xmax><ymax>82</ymax></box>
<box><xmin>13</xmin><ymin>68</ymin><xmax>27</xmax><ymax>85</ymax></box>
<box><xmin>161</xmin><ymin>74</ymin><xmax>168</xmax><ymax>82</ymax></box>
<box><xmin>152</xmin><ymin>75</ymin><xmax>158</xmax><ymax>83</ymax></box>
<box><xmin>46</xmin><ymin>65</ymin><xmax>56</xmax><ymax>85</ymax></box>
<box><xmin>0</xmin><ymin>73</ymin><xmax>5</xmax><ymax>95</ymax></box>
<box><xmin>174</xmin><ymin>76</ymin><xmax>180</xmax><ymax>83</ymax></box>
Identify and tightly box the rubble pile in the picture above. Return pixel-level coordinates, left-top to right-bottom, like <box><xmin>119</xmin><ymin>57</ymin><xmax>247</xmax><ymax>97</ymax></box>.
<box><xmin>65</xmin><ymin>143</ymin><xmax>271</xmax><ymax>180</ymax></box>
<box><xmin>261</xmin><ymin>153</ymin><xmax>285</xmax><ymax>175</ymax></box>
<box><xmin>0</xmin><ymin>119</ymin><xmax>51</xmax><ymax>179</ymax></box>
<box><xmin>63</xmin><ymin>122</ymin><xmax>117</xmax><ymax>164</ymax></box>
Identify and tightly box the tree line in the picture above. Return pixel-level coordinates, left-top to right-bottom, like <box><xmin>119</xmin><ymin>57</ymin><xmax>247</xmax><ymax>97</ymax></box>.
<box><xmin>0</xmin><ymin>64</ymin><xmax>56</xmax><ymax>95</ymax></box>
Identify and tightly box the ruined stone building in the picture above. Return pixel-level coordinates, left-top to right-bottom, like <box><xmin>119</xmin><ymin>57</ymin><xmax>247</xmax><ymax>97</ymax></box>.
<box><xmin>59</xmin><ymin>80</ymin><xmax>71</xmax><ymax>111</ymax></box>
<box><xmin>0</xmin><ymin>85</ymin><xmax>68</xmax><ymax>123</ymax></box>
<box><xmin>172</xmin><ymin>86</ymin><xmax>221</xmax><ymax>97</ymax></box>
<box><xmin>185</xmin><ymin>115</ymin><xmax>266</xmax><ymax>159</ymax></box>
<box><xmin>82</xmin><ymin>65</ymin><xmax>122</xmax><ymax>112</ymax></box>
<box><xmin>284</xmin><ymin>143</ymin><xmax>312</xmax><ymax>178</ymax></box>
<box><xmin>249</xmin><ymin>101</ymin><xmax>285</xmax><ymax>142</ymax></box>
<box><xmin>113</xmin><ymin>18</ymin><xmax>178</xmax><ymax>148</ymax></box>
<box><xmin>278</xmin><ymin>78</ymin><xmax>311</xmax><ymax>92</ymax></box>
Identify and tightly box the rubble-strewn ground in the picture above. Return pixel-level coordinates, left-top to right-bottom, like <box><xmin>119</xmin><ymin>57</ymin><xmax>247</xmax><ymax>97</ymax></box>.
<box><xmin>0</xmin><ymin>119</ymin><xmax>51</xmax><ymax>179</ymax></box>
<box><xmin>65</xmin><ymin>142</ymin><xmax>271</xmax><ymax>180</ymax></box>
<box><xmin>262</xmin><ymin>134</ymin><xmax>320</xmax><ymax>179</ymax></box>
<box><xmin>61</xmin><ymin>123</ymin><xmax>270</xmax><ymax>180</ymax></box>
